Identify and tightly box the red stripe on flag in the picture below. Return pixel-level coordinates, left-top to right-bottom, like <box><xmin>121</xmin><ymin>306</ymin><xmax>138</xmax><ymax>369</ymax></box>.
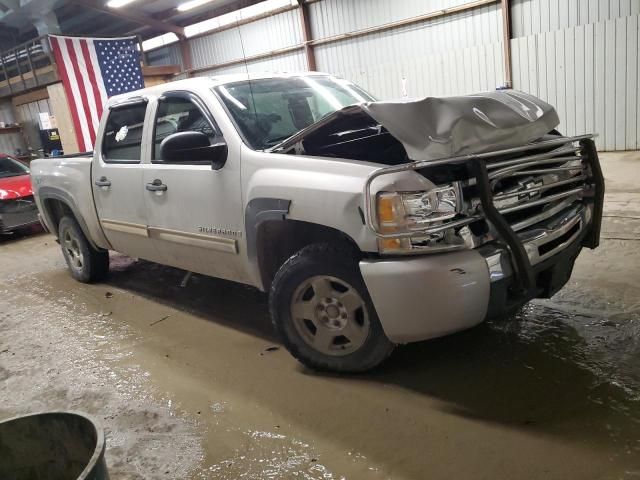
<box><xmin>65</xmin><ymin>38</ymin><xmax>96</xmax><ymax>147</ymax></box>
<box><xmin>80</xmin><ymin>40</ymin><xmax>104</xmax><ymax>120</ymax></box>
<box><xmin>50</xmin><ymin>37</ymin><xmax>87</xmax><ymax>152</ymax></box>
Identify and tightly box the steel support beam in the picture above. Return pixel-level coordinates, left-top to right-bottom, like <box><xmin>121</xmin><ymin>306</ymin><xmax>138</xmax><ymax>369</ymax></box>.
<box><xmin>501</xmin><ymin>0</ymin><xmax>513</xmax><ymax>88</ymax></box>
<box><xmin>297</xmin><ymin>0</ymin><xmax>316</xmax><ymax>71</ymax></box>
<box><xmin>179</xmin><ymin>38</ymin><xmax>193</xmax><ymax>77</ymax></box>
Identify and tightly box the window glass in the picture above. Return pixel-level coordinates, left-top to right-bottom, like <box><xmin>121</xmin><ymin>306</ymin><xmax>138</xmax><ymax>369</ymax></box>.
<box><xmin>0</xmin><ymin>155</ymin><xmax>29</xmax><ymax>178</ymax></box>
<box><xmin>153</xmin><ymin>97</ymin><xmax>216</xmax><ymax>160</ymax></box>
<box><xmin>102</xmin><ymin>103</ymin><xmax>147</xmax><ymax>162</ymax></box>
<box><xmin>216</xmin><ymin>76</ymin><xmax>375</xmax><ymax>150</ymax></box>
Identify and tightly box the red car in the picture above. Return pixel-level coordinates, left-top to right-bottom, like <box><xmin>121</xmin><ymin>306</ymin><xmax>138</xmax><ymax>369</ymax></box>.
<box><xmin>0</xmin><ymin>154</ymin><xmax>40</xmax><ymax>234</ymax></box>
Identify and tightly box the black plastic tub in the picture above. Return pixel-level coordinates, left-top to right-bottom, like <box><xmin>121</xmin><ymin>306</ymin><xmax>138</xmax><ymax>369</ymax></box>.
<box><xmin>0</xmin><ymin>411</ymin><xmax>108</xmax><ymax>480</ymax></box>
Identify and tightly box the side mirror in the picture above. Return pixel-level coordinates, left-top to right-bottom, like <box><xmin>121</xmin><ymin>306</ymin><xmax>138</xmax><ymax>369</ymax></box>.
<box><xmin>159</xmin><ymin>131</ymin><xmax>228</xmax><ymax>170</ymax></box>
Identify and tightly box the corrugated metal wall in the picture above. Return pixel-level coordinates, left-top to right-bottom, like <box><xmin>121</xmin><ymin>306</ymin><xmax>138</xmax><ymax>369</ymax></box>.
<box><xmin>145</xmin><ymin>43</ymin><xmax>184</xmax><ymax>68</ymax></box>
<box><xmin>511</xmin><ymin>0</ymin><xmax>640</xmax><ymax>37</ymax></box>
<box><xmin>192</xmin><ymin>50</ymin><xmax>307</xmax><ymax>77</ymax></box>
<box><xmin>311</xmin><ymin>0</ymin><xmax>504</xmax><ymax>99</ymax></box>
<box><xmin>144</xmin><ymin>0</ymin><xmax>640</xmax><ymax>151</ymax></box>
<box><xmin>310</xmin><ymin>0</ymin><xmax>482</xmax><ymax>37</ymax></box>
<box><xmin>511</xmin><ymin>0</ymin><xmax>640</xmax><ymax>150</ymax></box>
<box><xmin>189</xmin><ymin>8</ymin><xmax>306</xmax><ymax>75</ymax></box>
<box><xmin>147</xmin><ymin>0</ymin><xmax>504</xmax><ymax>97</ymax></box>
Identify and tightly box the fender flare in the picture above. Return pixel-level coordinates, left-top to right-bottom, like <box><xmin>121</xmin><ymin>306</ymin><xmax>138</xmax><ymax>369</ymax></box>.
<box><xmin>38</xmin><ymin>186</ymin><xmax>101</xmax><ymax>250</ymax></box>
<box><xmin>244</xmin><ymin>197</ymin><xmax>291</xmax><ymax>266</ymax></box>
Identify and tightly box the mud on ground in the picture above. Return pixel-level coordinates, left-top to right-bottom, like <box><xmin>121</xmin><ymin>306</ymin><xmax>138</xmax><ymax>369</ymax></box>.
<box><xmin>1</xmin><ymin>152</ymin><xmax>640</xmax><ymax>479</ymax></box>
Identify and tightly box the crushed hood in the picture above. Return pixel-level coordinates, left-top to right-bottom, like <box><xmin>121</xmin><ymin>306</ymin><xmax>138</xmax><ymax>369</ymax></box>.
<box><xmin>272</xmin><ymin>90</ymin><xmax>559</xmax><ymax>162</ymax></box>
<box><xmin>361</xmin><ymin>90</ymin><xmax>559</xmax><ymax>161</ymax></box>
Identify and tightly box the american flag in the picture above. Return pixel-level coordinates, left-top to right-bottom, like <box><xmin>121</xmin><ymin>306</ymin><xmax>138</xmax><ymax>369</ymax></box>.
<box><xmin>49</xmin><ymin>35</ymin><xmax>145</xmax><ymax>152</ymax></box>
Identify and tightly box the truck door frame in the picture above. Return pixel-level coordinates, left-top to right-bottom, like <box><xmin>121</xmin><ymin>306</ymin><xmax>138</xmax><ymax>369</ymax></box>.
<box><xmin>140</xmin><ymin>89</ymin><xmax>248</xmax><ymax>283</ymax></box>
<box><xmin>92</xmin><ymin>96</ymin><xmax>165</xmax><ymax>263</ymax></box>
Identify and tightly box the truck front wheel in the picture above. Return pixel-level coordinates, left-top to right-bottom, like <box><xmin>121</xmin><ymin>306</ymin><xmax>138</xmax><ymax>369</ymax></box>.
<box><xmin>58</xmin><ymin>216</ymin><xmax>109</xmax><ymax>283</ymax></box>
<box><xmin>269</xmin><ymin>243</ymin><xmax>395</xmax><ymax>373</ymax></box>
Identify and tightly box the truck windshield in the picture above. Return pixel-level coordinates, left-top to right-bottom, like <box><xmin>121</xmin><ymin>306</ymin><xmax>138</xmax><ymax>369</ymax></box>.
<box><xmin>0</xmin><ymin>155</ymin><xmax>29</xmax><ymax>178</ymax></box>
<box><xmin>215</xmin><ymin>76</ymin><xmax>375</xmax><ymax>150</ymax></box>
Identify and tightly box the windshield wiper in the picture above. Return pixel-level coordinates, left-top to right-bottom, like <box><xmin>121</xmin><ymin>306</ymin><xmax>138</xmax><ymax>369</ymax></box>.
<box><xmin>263</xmin><ymin>134</ymin><xmax>295</xmax><ymax>147</ymax></box>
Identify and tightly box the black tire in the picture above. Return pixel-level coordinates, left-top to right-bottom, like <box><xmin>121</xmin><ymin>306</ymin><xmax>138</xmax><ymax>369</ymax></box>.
<box><xmin>58</xmin><ymin>216</ymin><xmax>109</xmax><ymax>283</ymax></box>
<box><xmin>269</xmin><ymin>243</ymin><xmax>395</xmax><ymax>373</ymax></box>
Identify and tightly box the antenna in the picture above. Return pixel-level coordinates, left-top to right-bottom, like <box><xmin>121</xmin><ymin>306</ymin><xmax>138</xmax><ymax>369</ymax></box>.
<box><xmin>235</xmin><ymin>17</ymin><xmax>259</xmax><ymax>125</ymax></box>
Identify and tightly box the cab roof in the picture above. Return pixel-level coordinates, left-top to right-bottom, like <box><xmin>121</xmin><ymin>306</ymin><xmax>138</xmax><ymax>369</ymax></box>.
<box><xmin>108</xmin><ymin>71</ymin><xmax>334</xmax><ymax>106</ymax></box>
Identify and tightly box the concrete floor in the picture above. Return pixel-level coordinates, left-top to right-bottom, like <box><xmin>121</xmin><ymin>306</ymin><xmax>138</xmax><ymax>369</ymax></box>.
<box><xmin>1</xmin><ymin>151</ymin><xmax>640</xmax><ymax>479</ymax></box>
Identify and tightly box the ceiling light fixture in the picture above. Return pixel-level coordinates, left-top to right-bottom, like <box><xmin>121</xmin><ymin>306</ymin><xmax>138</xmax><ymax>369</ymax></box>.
<box><xmin>106</xmin><ymin>0</ymin><xmax>137</xmax><ymax>8</ymax></box>
<box><xmin>177</xmin><ymin>0</ymin><xmax>214</xmax><ymax>12</ymax></box>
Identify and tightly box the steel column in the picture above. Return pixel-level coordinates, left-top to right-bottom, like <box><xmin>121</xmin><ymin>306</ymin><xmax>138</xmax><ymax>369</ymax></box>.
<box><xmin>501</xmin><ymin>0</ymin><xmax>513</xmax><ymax>88</ymax></box>
<box><xmin>297</xmin><ymin>0</ymin><xmax>317</xmax><ymax>71</ymax></box>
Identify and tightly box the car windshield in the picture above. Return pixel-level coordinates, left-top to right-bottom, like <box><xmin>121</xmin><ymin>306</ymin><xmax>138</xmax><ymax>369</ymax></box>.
<box><xmin>215</xmin><ymin>76</ymin><xmax>375</xmax><ymax>150</ymax></box>
<box><xmin>0</xmin><ymin>155</ymin><xmax>29</xmax><ymax>178</ymax></box>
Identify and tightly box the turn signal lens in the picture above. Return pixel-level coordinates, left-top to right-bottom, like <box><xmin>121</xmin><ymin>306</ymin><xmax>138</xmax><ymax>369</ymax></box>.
<box><xmin>380</xmin><ymin>238</ymin><xmax>401</xmax><ymax>250</ymax></box>
<box><xmin>376</xmin><ymin>192</ymin><xmax>406</xmax><ymax>233</ymax></box>
<box><xmin>377</xmin><ymin>195</ymin><xmax>397</xmax><ymax>223</ymax></box>
<box><xmin>377</xmin><ymin>237</ymin><xmax>412</xmax><ymax>253</ymax></box>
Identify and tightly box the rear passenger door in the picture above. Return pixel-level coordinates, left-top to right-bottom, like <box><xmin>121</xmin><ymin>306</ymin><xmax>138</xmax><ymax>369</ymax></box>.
<box><xmin>142</xmin><ymin>91</ymin><xmax>245</xmax><ymax>282</ymax></box>
<box><xmin>92</xmin><ymin>99</ymin><xmax>163</xmax><ymax>262</ymax></box>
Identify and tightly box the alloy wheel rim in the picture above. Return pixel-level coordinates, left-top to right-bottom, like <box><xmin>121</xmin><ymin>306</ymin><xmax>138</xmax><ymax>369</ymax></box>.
<box><xmin>63</xmin><ymin>229</ymin><xmax>84</xmax><ymax>271</ymax></box>
<box><xmin>290</xmin><ymin>275</ymin><xmax>370</xmax><ymax>356</ymax></box>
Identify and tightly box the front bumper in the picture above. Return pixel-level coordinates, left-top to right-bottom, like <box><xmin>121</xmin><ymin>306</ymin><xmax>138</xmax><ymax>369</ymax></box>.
<box><xmin>360</xmin><ymin>250</ymin><xmax>491</xmax><ymax>344</ymax></box>
<box><xmin>0</xmin><ymin>196</ymin><xmax>40</xmax><ymax>234</ymax></box>
<box><xmin>359</xmin><ymin>138</ymin><xmax>604</xmax><ymax>344</ymax></box>
<box><xmin>360</xmin><ymin>207</ymin><xmax>590</xmax><ymax>344</ymax></box>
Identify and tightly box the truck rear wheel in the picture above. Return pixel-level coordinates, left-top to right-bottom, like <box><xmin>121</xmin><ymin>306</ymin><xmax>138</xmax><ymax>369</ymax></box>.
<box><xmin>58</xmin><ymin>216</ymin><xmax>109</xmax><ymax>283</ymax></box>
<box><xmin>269</xmin><ymin>243</ymin><xmax>395</xmax><ymax>373</ymax></box>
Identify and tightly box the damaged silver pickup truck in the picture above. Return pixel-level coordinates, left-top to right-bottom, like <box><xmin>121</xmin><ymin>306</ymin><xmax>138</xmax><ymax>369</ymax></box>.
<box><xmin>30</xmin><ymin>73</ymin><xmax>604</xmax><ymax>372</ymax></box>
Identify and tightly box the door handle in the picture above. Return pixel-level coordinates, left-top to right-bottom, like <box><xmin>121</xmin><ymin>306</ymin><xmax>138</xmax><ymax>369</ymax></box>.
<box><xmin>94</xmin><ymin>176</ymin><xmax>111</xmax><ymax>187</ymax></box>
<box><xmin>146</xmin><ymin>179</ymin><xmax>167</xmax><ymax>192</ymax></box>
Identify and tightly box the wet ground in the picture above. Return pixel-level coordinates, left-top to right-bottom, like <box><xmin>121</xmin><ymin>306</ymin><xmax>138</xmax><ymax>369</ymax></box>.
<box><xmin>1</xmin><ymin>151</ymin><xmax>640</xmax><ymax>479</ymax></box>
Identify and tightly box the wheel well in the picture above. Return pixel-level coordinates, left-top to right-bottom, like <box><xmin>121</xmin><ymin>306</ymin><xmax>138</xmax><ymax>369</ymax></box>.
<box><xmin>256</xmin><ymin>220</ymin><xmax>360</xmax><ymax>290</ymax></box>
<box><xmin>42</xmin><ymin>198</ymin><xmax>74</xmax><ymax>237</ymax></box>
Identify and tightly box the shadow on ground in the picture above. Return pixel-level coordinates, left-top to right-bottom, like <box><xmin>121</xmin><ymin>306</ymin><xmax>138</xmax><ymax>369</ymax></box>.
<box><xmin>105</xmin><ymin>255</ymin><xmax>276</xmax><ymax>342</ymax></box>
<box><xmin>0</xmin><ymin>226</ymin><xmax>44</xmax><ymax>245</ymax></box>
<box><xmin>101</xmin><ymin>254</ymin><xmax>640</xmax><ymax>452</ymax></box>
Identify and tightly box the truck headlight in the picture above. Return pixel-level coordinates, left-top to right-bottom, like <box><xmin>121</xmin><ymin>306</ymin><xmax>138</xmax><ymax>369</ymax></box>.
<box><xmin>376</xmin><ymin>184</ymin><xmax>463</xmax><ymax>253</ymax></box>
<box><xmin>377</xmin><ymin>184</ymin><xmax>460</xmax><ymax>231</ymax></box>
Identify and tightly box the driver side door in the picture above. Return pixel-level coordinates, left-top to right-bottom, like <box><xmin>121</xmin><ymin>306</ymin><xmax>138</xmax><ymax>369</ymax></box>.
<box><xmin>142</xmin><ymin>91</ymin><xmax>246</xmax><ymax>283</ymax></box>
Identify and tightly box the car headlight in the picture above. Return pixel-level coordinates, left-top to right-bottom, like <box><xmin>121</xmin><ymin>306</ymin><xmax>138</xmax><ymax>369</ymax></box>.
<box><xmin>376</xmin><ymin>184</ymin><xmax>462</xmax><ymax>253</ymax></box>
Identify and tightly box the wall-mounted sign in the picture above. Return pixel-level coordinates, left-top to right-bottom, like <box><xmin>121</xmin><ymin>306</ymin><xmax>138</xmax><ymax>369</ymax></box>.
<box><xmin>38</xmin><ymin>112</ymin><xmax>53</xmax><ymax>130</ymax></box>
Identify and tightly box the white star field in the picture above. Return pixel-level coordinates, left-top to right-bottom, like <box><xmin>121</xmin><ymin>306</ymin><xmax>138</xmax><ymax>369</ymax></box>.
<box><xmin>96</xmin><ymin>40</ymin><xmax>144</xmax><ymax>96</ymax></box>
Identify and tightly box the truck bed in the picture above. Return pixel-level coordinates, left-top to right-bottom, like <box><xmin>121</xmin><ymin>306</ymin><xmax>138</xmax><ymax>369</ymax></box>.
<box><xmin>30</xmin><ymin>154</ymin><xmax>111</xmax><ymax>250</ymax></box>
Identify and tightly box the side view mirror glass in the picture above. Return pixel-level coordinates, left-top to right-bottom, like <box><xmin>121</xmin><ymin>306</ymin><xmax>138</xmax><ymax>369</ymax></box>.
<box><xmin>159</xmin><ymin>131</ymin><xmax>228</xmax><ymax>170</ymax></box>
